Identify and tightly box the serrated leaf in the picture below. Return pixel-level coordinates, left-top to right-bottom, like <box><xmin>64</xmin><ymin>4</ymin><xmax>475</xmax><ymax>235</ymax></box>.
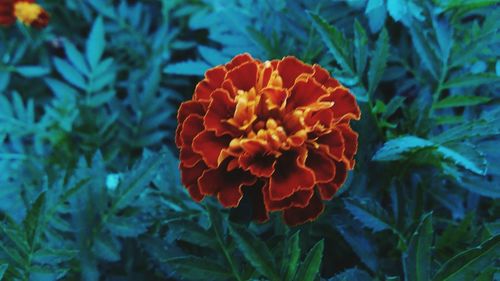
<box><xmin>432</xmin><ymin>235</ymin><xmax>500</xmax><ymax>281</ymax></box>
<box><xmin>368</xmin><ymin>28</ymin><xmax>389</xmax><ymax>96</ymax></box>
<box><xmin>24</xmin><ymin>192</ymin><xmax>45</xmax><ymax>246</ymax></box>
<box><xmin>293</xmin><ymin>240</ymin><xmax>324</xmax><ymax>281</ymax></box>
<box><xmin>63</xmin><ymin>40</ymin><xmax>89</xmax><ymax>75</ymax></box>
<box><xmin>365</xmin><ymin>0</ymin><xmax>387</xmax><ymax>33</ymax></box>
<box><xmin>442</xmin><ymin>73</ymin><xmax>500</xmax><ymax>89</ymax></box>
<box><xmin>169</xmin><ymin>256</ymin><xmax>233</xmax><ymax>281</ymax></box>
<box><xmin>164</xmin><ymin>60</ymin><xmax>211</xmax><ymax>76</ymax></box>
<box><xmin>282</xmin><ymin>231</ymin><xmax>301</xmax><ymax>281</ymax></box>
<box><xmin>106</xmin><ymin>216</ymin><xmax>149</xmax><ymax>237</ymax></box>
<box><xmin>308</xmin><ymin>11</ymin><xmax>353</xmax><ymax>74</ymax></box>
<box><xmin>403</xmin><ymin>213</ymin><xmax>433</xmax><ymax>281</ymax></box>
<box><xmin>229</xmin><ymin>223</ymin><xmax>280</xmax><ymax>281</ymax></box>
<box><xmin>344</xmin><ymin>198</ymin><xmax>393</xmax><ymax>232</ymax></box>
<box><xmin>434</xmin><ymin>95</ymin><xmax>491</xmax><ymax>109</ymax></box>
<box><xmin>15</xmin><ymin>66</ymin><xmax>50</xmax><ymax>78</ymax></box>
<box><xmin>198</xmin><ymin>46</ymin><xmax>230</xmax><ymax>66</ymax></box>
<box><xmin>437</xmin><ymin>142</ymin><xmax>487</xmax><ymax>175</ymax></box>
<box><xmin>33</xmin><ymin>248</ymin><xmax>78</xmax><ymax>265</ymax></box>
<box><xmin>53</xmin><ymin>58</ymin><xmax>87</xmax><ymax>89</ymax></box>
<box><xmin>353</xmin><ymin>20</ymin><xmax>368</xmax><ymax>75</ymax></box>
<box><xmin>86</xmin><ymin>90</ymin><xmax>115</xmax><ymax>107</ymax></box>
<box><xmin>86</xmin><ymin>17</ymin><xmax>106</xmax><ymax>69</ymax></box>
<box><xmin>373</xmin><ymin>136</ymin><xmax>435</xmax><ymax>161</ymax></box>
<box><xmin>409</xmin><ymin>26</ymin><xmax>439</xmax><ymax>79</ymax></box>
<box><xmin>382</xmin><ymin>96</ymin><xmax>406</xmax><ymax>119</ymax></box>
<box><xmin>45</xmin><ymin>78</ymin><xmax>79</xmax><ymax>99</ymax></box>
<box><xmin>0</xmin><ymin>264</ymin><xmax>7</xmax><ymax>279</ymax></box>
<box><xmin>92</xmin><ymin>235</ymin><xmax>121</xmax><ymax>262</ymax></box>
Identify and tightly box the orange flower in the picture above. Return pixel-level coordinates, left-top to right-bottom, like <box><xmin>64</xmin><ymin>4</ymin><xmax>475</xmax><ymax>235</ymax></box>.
<box><xmin>176</xmin><ymin>54</ymin><xmax>360</xmax><ymax>226</ymax></box>
<box><xmin>0</xmin><ymin>0</ymin><xmax>49</xmax><ymax>28</ymax></box>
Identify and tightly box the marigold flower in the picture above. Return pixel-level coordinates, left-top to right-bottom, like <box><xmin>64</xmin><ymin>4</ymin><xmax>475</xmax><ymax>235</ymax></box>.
<box><xmin>0</xmin><ymin>0</ymin><xmax>49</xmax><ymax>28</ymax></box>
<box><xmin>176</xmin><ymin>54</ymin><xmax>360</xmax><ymax>226</ymax></box>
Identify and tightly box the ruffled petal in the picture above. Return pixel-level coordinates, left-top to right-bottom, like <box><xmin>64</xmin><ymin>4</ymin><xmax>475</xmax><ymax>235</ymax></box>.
<box><xmin>225</xmin><ymin>53</ymin><xmax>255</xmax><ymax>70</ymax></box>
<box><xmin>193</xmin><ymin>66</ymin><xmax>227</xmax><ymax>101</ymax></box>
<box><xmin>263</xmin><ymin>183</ymin><xmax>313</xmax><ymax>211</ymax></box>
<box><xmin>179</xmin><ymin>115</ymin><xmax>204</xmax><ymax>147</ymax></box>
<box><xmin>278</xmin><ymin>56</ymin><xmax>314</xmax><ymax>88</ymax></box>
<box><xmin>192</xmin><ymin>130</ymin><xmax>232</xmax><ymax>168</ymax></box>
<box><xmin>180</xmin><ymin>161</ymin><xmax>208</xmax><ymax>202</ymax></box>
<box><xmin>176</xmin><ymin>101</ymin><xmax>205</xmax><ymax>146</ymax></box>
<box><xmin>318</xmin><ymin>161</ymin><xmax>347</xmax><ymax>200</ymax></box>
<box><xmin>226</xmin><ymin>61</ymin><xmax>259</xmax><ymax>91</ymax></box>
<box><xmin>283</xmin><ymin>193</ymin><xmax>325</xmax><ymax>226</ymax></box>
<box><xmin>305</xmin><ymin>148</ymin><xmax>336</xmax><ymax>183</ymax></box>
<box><xmin>269</xmin><ymin>149</ymin><xmax>315</xmax><ymax>200</ymax></box>
<box><xmin>338</xmin><ymin>124</ymin><xmax>358</xmax><ymax>169</ymax></box>
<box><xmin>322</xmin><ymin>87</ymin><xmax>361</xmax><ymax>121</ymax></box>
<box><xmin>312</xmin><ymin>65</ymin><xmax>340</xmax><ymax>89</ymax></box>
<box><xmin>198</xmin><ymin>163</ymin><xmax>256</xmax><ymax>207</ymax></box>
<box><xmin>317</xmin><ymin>128</ymin><xmax>345</xmax><ymax>161</ymax></box>
<box><xmin>286</xmin><ymin>77</ymin><xmax>328</xmax><ymax>111</ymax></box>
<box><xmin>204</xmin><ymin>89</ymin><xmax>241</xmax><ymax>137</ymax></box>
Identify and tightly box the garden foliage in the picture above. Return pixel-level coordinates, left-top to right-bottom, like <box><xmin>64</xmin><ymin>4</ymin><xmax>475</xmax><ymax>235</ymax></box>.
<box><xmin>0</xmin><ymin>0</ymin><xmax>499</xmax><ymax>280</ymax></box>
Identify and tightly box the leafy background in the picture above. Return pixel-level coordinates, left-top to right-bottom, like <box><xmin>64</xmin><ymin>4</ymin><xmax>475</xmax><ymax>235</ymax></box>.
<box><xmin>0</xmin><ymin>0</ymin><xmax>499</xmax><ymax>280</ymax></box>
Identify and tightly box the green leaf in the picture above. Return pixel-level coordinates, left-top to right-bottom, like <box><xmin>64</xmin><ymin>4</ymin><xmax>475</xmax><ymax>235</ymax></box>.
<box><xmin>23</xmin><ymin>192</ymin><xmax>46</xmax><ymax>246</ymax></box>
<box><xmin>344</xmin><ymin>198</ymin><xmax>393</xmax><ymax>232</ymax></box>
<box><xmin>164</xmin><ymin>60</ymin><xmax>211</xmax><ymax>76</ymax></box>
<box><xmin>282</xmin><ymin>231</ymin><xmax>301</xmax><ymax>281</ymax></box>
<box><xmin>368</xmin><ymin>28</ymin><xmax>389</xmax><ymax>96</ymax></box>
<box><xmin>53</xmin><ymin>58</ymin><xmax>87</xmax><ymax>89</ymax></box>
<box><xmin>403</xmin><ymin>213</ymin><xmax>433</xmax><ymax>281</ymax></box>
<box><xmin>86</xmin><ymin>17</ymin><xmax>106</xmax><ymax>69</ymax></box>
<box><xmin>436</xmin><ymin>143</ymin><xmax>487</xmax><ymax>175</ymax></box>
<box><xmin>85</xmin><ymin>90</ymin><xmax>115</xmax><ymax>107</ymax></box>
<box><xmin>432</xmin><ymin>235</ymin><xmax>500</xmax><ymax>281</ymax></box>
<box><xmin>15</xmin><ymin>66</ymin><xmax>50</xmax><ymax>78</ymax></box>
<box><xmin>106</xmin><ymin>216</ymin><xmax>149</xmax><ymax>237</ymax></box>
<box><xmin>293</xmin><ymin>240</ymin><xmax>324</xmax><ymax>281</ymax></box>
<box><xmin>365</xmin><ymin>0</ymin><xmax>387</xmax><ymax>33</ymax></box>
<box><xmin>409</xmin><ymin>26</ymin><xmax>439</xmax><ymax>79</ymax></box>
<box><xmin>308</xmin><ymin>11</ymin><xmax>353</xmax><ymax>74</ymax></box>
<box><xmin>229</xmin><ymin>223</ymin><xmax>280</xmax><ymax>281</ymax></box>
<box><xmin>63</xmin><ymin>40</ymin><xmax>90</xmax><ymax>75</ymax></box>
<box><xmin>353</xmin><ymin>20</ymin><xmax>368</xmax><ymax>75</ymax></box>
<box><xmin>442</xmin><ymin>73</ymin><xmax>500</xmax><ymax>89</ymax></box>
<box><xmin>92</xmin><ymin>235</ymin><xmax>121</xmax><ymax>262</ymax></box>
<box><xmin>382</xmin><ymin>96</ymin><xmax>406</xmax><ymax>119</ymax></box>
<box><xmin>434</xmin><ymin>95</ymin><xmax>491</xmax><ymax>109</ymax></box>
<box><xmin>169</xmin><ymin>256</ymin><xmax>233</xmax><ymax>281</ymax></box>
<box><xmin>373</xmin><ymin>136</ymin><xmax>435</xmax><ymax>161</ymax></box>
<box><xmin>0</xmin><ymin>264</ymin><xmax>7</xmax><ymax>280</ymax></box>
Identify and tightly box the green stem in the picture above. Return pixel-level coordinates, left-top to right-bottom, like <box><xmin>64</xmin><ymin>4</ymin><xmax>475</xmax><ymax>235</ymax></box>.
<box><xmin>212</xmin><ymin>221</ymin><xmax>243</xmax><ymax>281</ymax></box>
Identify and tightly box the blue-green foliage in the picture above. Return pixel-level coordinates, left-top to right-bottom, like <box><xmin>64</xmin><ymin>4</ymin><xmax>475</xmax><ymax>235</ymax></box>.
<box><xmin>0</xmin><ymin>0</ymin><xmax>499</xmax><ymax>280</ymax></box>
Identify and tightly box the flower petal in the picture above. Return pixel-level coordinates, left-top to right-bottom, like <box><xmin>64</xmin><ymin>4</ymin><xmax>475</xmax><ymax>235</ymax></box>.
<box><xmin>286</xmin><ymin>77</ymin><xmax>328</xmax><ymax>111</ymax></box>
<box><xmin>338</xmin><ymin>124</ymin><xmax>358</xmax><ymax>169</ymax></box>
<box><xmin>305</xmin><ymin>148</ymin><xmax>336</xmax><ymax>183</ymax></box>
<box><xmin>269</xmin><ymin>149</ymin><xmax>315</xmax><ymax>200</ymax></box>
<box><xmin>179</xmin><ymin>115</ymin><xmax>204</xmax><ymax>147</ymax></box>
<box><xmin>317</xmin><ymin>128</ymin><xmax>345</xmax><ymax>161</ymax></box>
<box><xmin>312</xmin><ymin>65</ymin><xmax>340</xmax><ymax>89</ymax></box>
<box><xmin>278</xmin><ymin>56</ymin><xmax>314</xmax><ymax>88</ymax></box>
<box><xmin>204</xmin><ymin>89</ymin><xmax>241</xmax><ymax>137</ymax></box>
<box><xmin>226</xmin><ymin>61</ymin><xmax>259</xmax><ymax>91</ymax></box>
<box><xmin>193</xmin><ymin>66</ymin><xmax>226</xmax><ymax>101</ymax></box>
<box><xmin>198</xmin><ymin>163</ymin><xmax>256</xmax><ymax>207</ymax></box>
<box><xmin>176</xmin><ymin>101</ymin><xmax>205</xmax><ymax>146</ymax></box>
<box><xmin>322</xmin><ymin>87</ymin><xmax>361</xmax><ymax>121</ymax></box>
<box><xmin>318</xmin><ymin>161</ymin><xmax>347</xmax><ymax>200</ymax></box>
<box><xmin>263</xmin><ymin>183</ymin><xmax>314</xmax><ymax>211</ymax></box>
<box><xmin>192</xmin><ymin>130</ymin><xmax>232</xmax><ymax>168</ymax></box>
<box><xmin>283</xmin><ymin>193</ymin><xmax>325</xmax><ymax>226</ymax></box>
<box><xmin>180</xmin><ymin>161</ymin><xmax>208</xmax><ymax>202</ymax></box>
<box><xmin>225</xmin><ymin>53</ymin><xmax>255</xmax><ymax>70</ymax></box>
<box><xmin>239</xmin><ymin>152</ymin><xmax>276</xmax><ymax>177</ymax></box>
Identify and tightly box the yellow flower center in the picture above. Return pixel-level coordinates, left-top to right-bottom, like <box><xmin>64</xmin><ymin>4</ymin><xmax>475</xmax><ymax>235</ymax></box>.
<box><xmin>14</xmin><ymin>2</ymin><xmax>43</xmax><ymax>25</ymax></box>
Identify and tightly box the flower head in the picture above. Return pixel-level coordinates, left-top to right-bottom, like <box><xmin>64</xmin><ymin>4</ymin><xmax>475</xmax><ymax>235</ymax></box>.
<box><xmin>176</xmin><ymin>54</ymin><xmax>360</xmax><ymax>226</ymax></box>
<box><xmin>0</xmin><ymin>0</ymin><xmax>49</xmax><ymax>28</ymax></box>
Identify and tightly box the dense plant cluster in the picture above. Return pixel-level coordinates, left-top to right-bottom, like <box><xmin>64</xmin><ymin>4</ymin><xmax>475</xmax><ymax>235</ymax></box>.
<box><xmin>0</xmin><ymin>0</ymin><xmax>498</xmax><ymax>280</ymax></box>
